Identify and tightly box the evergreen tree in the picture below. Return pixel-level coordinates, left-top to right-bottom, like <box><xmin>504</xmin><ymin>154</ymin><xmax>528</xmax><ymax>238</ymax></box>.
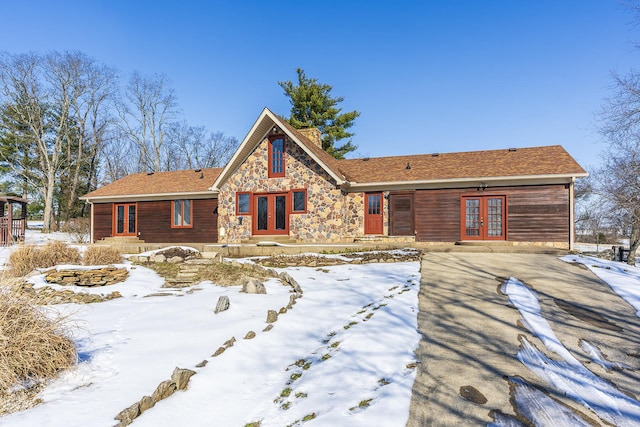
<box><xmin>279</xmin><ymin>68</ymin><xmax>360</xmax><ymax>159</ymax></box>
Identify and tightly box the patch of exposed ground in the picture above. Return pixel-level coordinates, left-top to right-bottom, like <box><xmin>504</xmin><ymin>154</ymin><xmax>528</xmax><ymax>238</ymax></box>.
<box><xmin>255</xmin><ymin>249</ymin><xmax>422</xmax><ymax>268</ymax></box>
<box><xmin>140</xmin><ymin>260</ymin><xmax>276</xmax><ymax>287</ymax></box>
<box><xmin>0</xmin><ymin>384</ymin><xmax>45</xmax><ymax>417</ymax></box>
<box><xmin>554</xmin><ymin>298</ymin><xmax>623</xmax><ymax>332</ymax></box>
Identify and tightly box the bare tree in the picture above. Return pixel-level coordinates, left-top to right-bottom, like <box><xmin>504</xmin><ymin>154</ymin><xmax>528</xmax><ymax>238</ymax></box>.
<box><xmin>0</xmin><ymin>51</ymin><xmax>116</xmax><ymax>231</ymax></box>
<box><xmin>204</xmin><ymin>131</ymin><xmax>238</xmax><ymax>168</ymax></box>
<box><xmin>0</xmin><ymin>52</ymin><xmax>69</xmax><ymax>232</ymax></box>
<box><xmin>599</xmin><ymin>71</ymin><xmax>640</xmax><ymax>264</ymax></box>
<box><xmin>100</xmin><ymin>136</ymin><xmax>137</xmax><ymax>182</ymax></box>
<box><xmin>165</xmin><ymin>121</ymin><xmax>238</xmax><ymax>170</ymax></box>
<box><xmin>115</xmin><ymin>72</ymin><xmax>177</xmax><ymax>173</ymax></box>
<box><xmin>51</xmin><ymin>52</ymin><xmax>117</xmax><ymax>222</ymax></box>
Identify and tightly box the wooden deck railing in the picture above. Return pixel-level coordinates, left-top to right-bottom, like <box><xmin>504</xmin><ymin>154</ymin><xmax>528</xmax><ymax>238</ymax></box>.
<box><xmin>0</xmin><ymin>217</ymin><xmax>26</xmax><ymax>246</ymax></box>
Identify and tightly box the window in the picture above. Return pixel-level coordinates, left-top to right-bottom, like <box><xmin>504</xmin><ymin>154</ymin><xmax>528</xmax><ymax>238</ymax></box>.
<box><xmin>236</xmin><ymin>192</ymin><xmax>251</xmax><ymax>215</ymax></box>
<box><xmin>172</xmin><ymin>200</ymin><xmax>192</xmax><ymax>228</ymax></box>
<box><xmin>268</xmin><ymin>135</ymin><xmax>285</xmax><ymax>177</ymax></box>
<box><xmin>291</xmin><ymin>189</ymin><xmax>307</xmax><ymax>213</ymax></box>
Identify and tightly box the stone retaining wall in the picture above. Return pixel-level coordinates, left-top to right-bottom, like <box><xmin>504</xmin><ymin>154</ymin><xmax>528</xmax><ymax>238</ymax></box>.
<box><xmin>43</xmin><ymin>267</ymin><xmax>128</xmax><ymax>287</ymax></box>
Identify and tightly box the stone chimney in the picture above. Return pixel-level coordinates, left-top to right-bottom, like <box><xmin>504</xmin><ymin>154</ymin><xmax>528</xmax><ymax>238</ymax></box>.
<box><xmin>297</xmin><ymin>127</ymin><xmax>323</xmax><ymax>149</ymax></box>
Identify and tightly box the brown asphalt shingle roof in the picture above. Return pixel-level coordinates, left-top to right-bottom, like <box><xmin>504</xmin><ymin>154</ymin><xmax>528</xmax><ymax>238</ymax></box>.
<box><xmin>337</xmin><ymin>145</ymin><xmax>586</xmax><ymax>183</ymax></box>
<box><xmin>81</xmin><ymin>168</ymin><xmax>222</xmax><ymax>199</ymax></box>
<box><xmin>82</xmin><ymin>145</ymin><xmax>585</xmax><ymax>200</ymax></box>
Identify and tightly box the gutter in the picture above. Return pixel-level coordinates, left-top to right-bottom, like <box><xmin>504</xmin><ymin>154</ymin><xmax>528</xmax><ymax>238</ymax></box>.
<box><xmin>344</xmin><ymin>173</ymin><xmax>589</xmax><ymax>192</ymax></box>
<box><xmin>80</xmin><ymin>191</ymin><xmax>216</xmax><ymax>204</ymax></box>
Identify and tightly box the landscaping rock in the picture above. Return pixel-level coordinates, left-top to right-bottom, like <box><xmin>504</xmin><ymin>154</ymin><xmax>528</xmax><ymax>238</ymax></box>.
<box><xmin>242</xmin><ymin>279</ymin><xmax>266</xmax><ymax>294</ymax></box>
<box><xmin>138</xmin><ymin>395</ymin><xmax>155</xmax><ymax>412</ymax></box>
<box><xmin>266</xmin><ymin>310</ymin><xmax>278</xmax><ymax>323</ymax></box>
<box><xmin>44</xmin><ymin>267</ymin><xmax>128</xmax><ymax>287</ymax></box>
<box><xmin>287</xmin><ymin>294</ymin><xmax>297</xmax><ymax>309</ymax></box>
<box><xmin>151</xmin><ymin>380</ymin><xmax>176</xmax><ymax>402</ymax></box>
<box><xmin>214</xmin><ymin>296</ymin><xmax>230</xmax><ymax>313</ymax></box>
<box><xmin>171</xmin><ymin>367</ymin><xmax>196</xmax><ymax>390</ymax></box>
<box><xmin>115</xmin><ymin>401</ymin><xmax>140</xmax><ymax>425</ymax></box>
<box><xmin>244</xmin><ymin>331</ymin><xmax>256</xmax><ymax>339</ymax></box>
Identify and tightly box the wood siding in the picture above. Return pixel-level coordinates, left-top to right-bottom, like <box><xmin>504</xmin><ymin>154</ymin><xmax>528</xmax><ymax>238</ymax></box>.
<box><xmin>415</xmin><ymin>189</ymin><xmax>462</xmax><ymax>242</ymax></box>
<box><xmin>93</xmin><ymin>199</ymin><xmax>218</xmax><ymax>243</ymax></box>
<box><xmin>93</xmin><ymin>203</ymin><xmax>113</xmax><ymax>242</ymax></box>
<box><xmin>414</xmin><ymin>184</ymin><xmax>569</xmax><ymax>243</ymax></box>
<box><xmin>389</xmin><ymin>192</ymin><xmax>415</xmax><ymax>236</ymax></box>
<box><xmin>507</xmin><ymin>185</ymin><xmax>569</xmax><ymax>242</ymax></box>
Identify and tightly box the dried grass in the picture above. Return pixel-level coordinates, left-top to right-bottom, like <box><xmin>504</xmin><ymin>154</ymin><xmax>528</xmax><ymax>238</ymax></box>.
<box><xmin>8</xmin><ymin>242</ymin><xmax>81</xmax><ymax>277</ymax></box>
<box><xmin>83</xmin><ymin>246</ymin><xmax>123</xmax><ymax>266</ymax></box>
<box><xmin>0</xmin><ymin>288</ymin><xmax>76</xmax><ymax>392</ymax></box>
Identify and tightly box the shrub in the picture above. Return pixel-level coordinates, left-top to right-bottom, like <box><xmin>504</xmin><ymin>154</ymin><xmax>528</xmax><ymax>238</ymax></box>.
<box><xmin>83</xmin><ymin>245</ymin><xmax>123</xmax><ymax>266</ymax></box>
<box><xmin>0</xmin><ymin>288</ymin><xmax>76</xmax><ymax>392</ymax></box>
<box><xmin>8</xmin><ymin>242</ymin><xmax>81</xmax><ymax>277</ymax></box>
<box><xmin>35</xmin><ymin>241</ymin><xmax>81</xmax><ymax>268</ymax></box>
<box><xmin>60</xmin><ymin>218</ymin><xmax>90</xmax><ymax>244</ymax></box>
<box><xmin>7</xmin><ymin>246</ymin><xmax>39</xmax><ymax>277</ymax></box>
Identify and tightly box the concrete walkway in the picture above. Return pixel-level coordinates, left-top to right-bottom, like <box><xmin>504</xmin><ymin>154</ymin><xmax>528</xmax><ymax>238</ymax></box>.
<box><xmin>407</xmin><ymin>253</ymin><xmax>640</xmax><ymax>426</ymax></box>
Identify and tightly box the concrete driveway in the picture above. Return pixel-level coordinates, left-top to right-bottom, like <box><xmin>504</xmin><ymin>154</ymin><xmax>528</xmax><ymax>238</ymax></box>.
<box><xmin>407</xmin><ymin>252</ymin><xmax>640</xmax><ymax>426</ymax></box>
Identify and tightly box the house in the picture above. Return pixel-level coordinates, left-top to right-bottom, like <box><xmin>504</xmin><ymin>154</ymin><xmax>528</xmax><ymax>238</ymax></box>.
<box><xmin>81</xmin><ymin>108</ymin><xmax>588</xmax><ymax>249</ymax></box>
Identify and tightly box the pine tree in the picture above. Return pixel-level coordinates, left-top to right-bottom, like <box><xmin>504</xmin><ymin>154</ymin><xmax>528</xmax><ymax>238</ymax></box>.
<box><xmin>279</xmin><ymin>68</ymin><xmax>360</xmax><ymax>159</ymax></box>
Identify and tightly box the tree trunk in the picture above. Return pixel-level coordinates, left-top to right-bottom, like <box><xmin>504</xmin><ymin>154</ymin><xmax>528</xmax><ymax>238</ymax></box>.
<box><xmin>42</xmin><ymin>169</ymin><xmax>56</xmax><ymax>233</ymax></box>
<box><xmin>628</xmin><ymin>221</ymin><xmax>640</xmax><ymax>266</ymax></box>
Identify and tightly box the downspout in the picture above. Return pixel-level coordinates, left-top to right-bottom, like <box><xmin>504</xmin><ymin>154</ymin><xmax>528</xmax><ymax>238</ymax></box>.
<box><xmin>569</xmin><ymin>177</ymin><xmax>575</xmax><ymax>251</ymax></box>
<box><xmin>89</xmin><ymin>202</ymin><xmax>95</xmax><ymax>244</ymax></box>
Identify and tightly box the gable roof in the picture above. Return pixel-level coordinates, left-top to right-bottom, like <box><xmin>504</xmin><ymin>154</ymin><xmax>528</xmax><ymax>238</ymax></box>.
<box><xmin>81</xmin><ymin>108</ymin><xmax>588</xmax><ymax>202</ymax></box>
<box><xmin>338</xmin><ymin>145</ymin><xmax>587</xmax><ymax>190</ymax></box>
<box><xmin>80</xmin><ymin>168</ymin><xmax>222</xmax><ymax>202</ymax></box>
<box><xmin>210</xmin><ymin>108</ymin><xmax>348</xmax><ymax>191</ymax></box>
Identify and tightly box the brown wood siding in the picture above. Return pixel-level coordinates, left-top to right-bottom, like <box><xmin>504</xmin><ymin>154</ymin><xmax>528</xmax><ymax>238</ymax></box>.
<box><xmin>137</xmin><ymin>199</ymin><xmax>218</xmax><ymax>243</ymax></box>
<box><xmin>389</xmin><ymin>192</ymin><xmax>415</xmax><ymax>236</ymax></box>
<box><xmin>92</xmin><ymin>199</ymin><xmax>218</xmax><ymax>243</ymax></box>
<box><xmin>93</xmin><ymin>203</ymin><xmax>113</xmax><ymax>242</ymax></box>
<box><xmin>415</xmin><ymin>189</ymin><xmax>462</xmax><ymax>242</ymax></box>
<box><xmin>414</xmin><ymin>185</ymin><xmax>569</xmax><ymax>243</ymax></box>
<box><xmin>507</xmin><ymin>185</ymin><xmax>569</xmax><ymax>242</ymax></box>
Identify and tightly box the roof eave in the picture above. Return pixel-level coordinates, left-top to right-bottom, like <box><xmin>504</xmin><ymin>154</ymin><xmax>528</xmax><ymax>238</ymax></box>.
<box><xmin>210</xmin><ymin>108</ymin><xmax>347</xmax><ymax>190</ymax></box>
<box><xmin>344</xmin><ymin>173</ymin><xmax>589</xmax><ymax>192</ymax></box>
<box><xmin>80</xmin><ymin>191</ymin><xmax>216</xmax><ymax>203</ymax></box>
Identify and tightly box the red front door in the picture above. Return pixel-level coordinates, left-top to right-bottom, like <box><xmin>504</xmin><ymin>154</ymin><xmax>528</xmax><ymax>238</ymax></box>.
<box><xmin>364</xmin><ymin>192</ymin><xmax>384</xmax><ymax>235</ymax></box>
<box><xmin>253</xmin><ymin>193</ymin><xmax>289</xmax><ymax>235</ymax></box>
<box><xmin>461</xmin><ymin>196</ymin><xmax>506</xmax><ymax>240</ymax></box>
<box><xmin>113</xmin><ymin>203</ymin><xmax>137</xmax><ymax>236</ymax></box>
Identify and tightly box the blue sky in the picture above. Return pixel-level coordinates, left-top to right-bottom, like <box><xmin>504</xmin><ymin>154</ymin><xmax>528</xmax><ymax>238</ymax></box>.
<box><xmin>1</xmin><ymin>1</ymin><xmax>638</xmax><ymax>171</ymax></box>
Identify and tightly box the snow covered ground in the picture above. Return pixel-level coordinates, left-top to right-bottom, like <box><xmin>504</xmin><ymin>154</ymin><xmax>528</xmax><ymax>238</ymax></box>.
<box><xmin>3</xmin><ymin>225</ymin><xmax>640</xmax><ymax>426</ymax></box>
<box><xmin>0</xmin><ymin>229</ymin><xmax>421</xmax><ymax>427</ymax></box>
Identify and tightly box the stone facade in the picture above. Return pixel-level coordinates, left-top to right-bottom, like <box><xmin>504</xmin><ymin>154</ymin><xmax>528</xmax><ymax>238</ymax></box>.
<box><xmin>218</xmin><ymin>129</ymin><xmax>367</xmax><ymax>243</ymax></box>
